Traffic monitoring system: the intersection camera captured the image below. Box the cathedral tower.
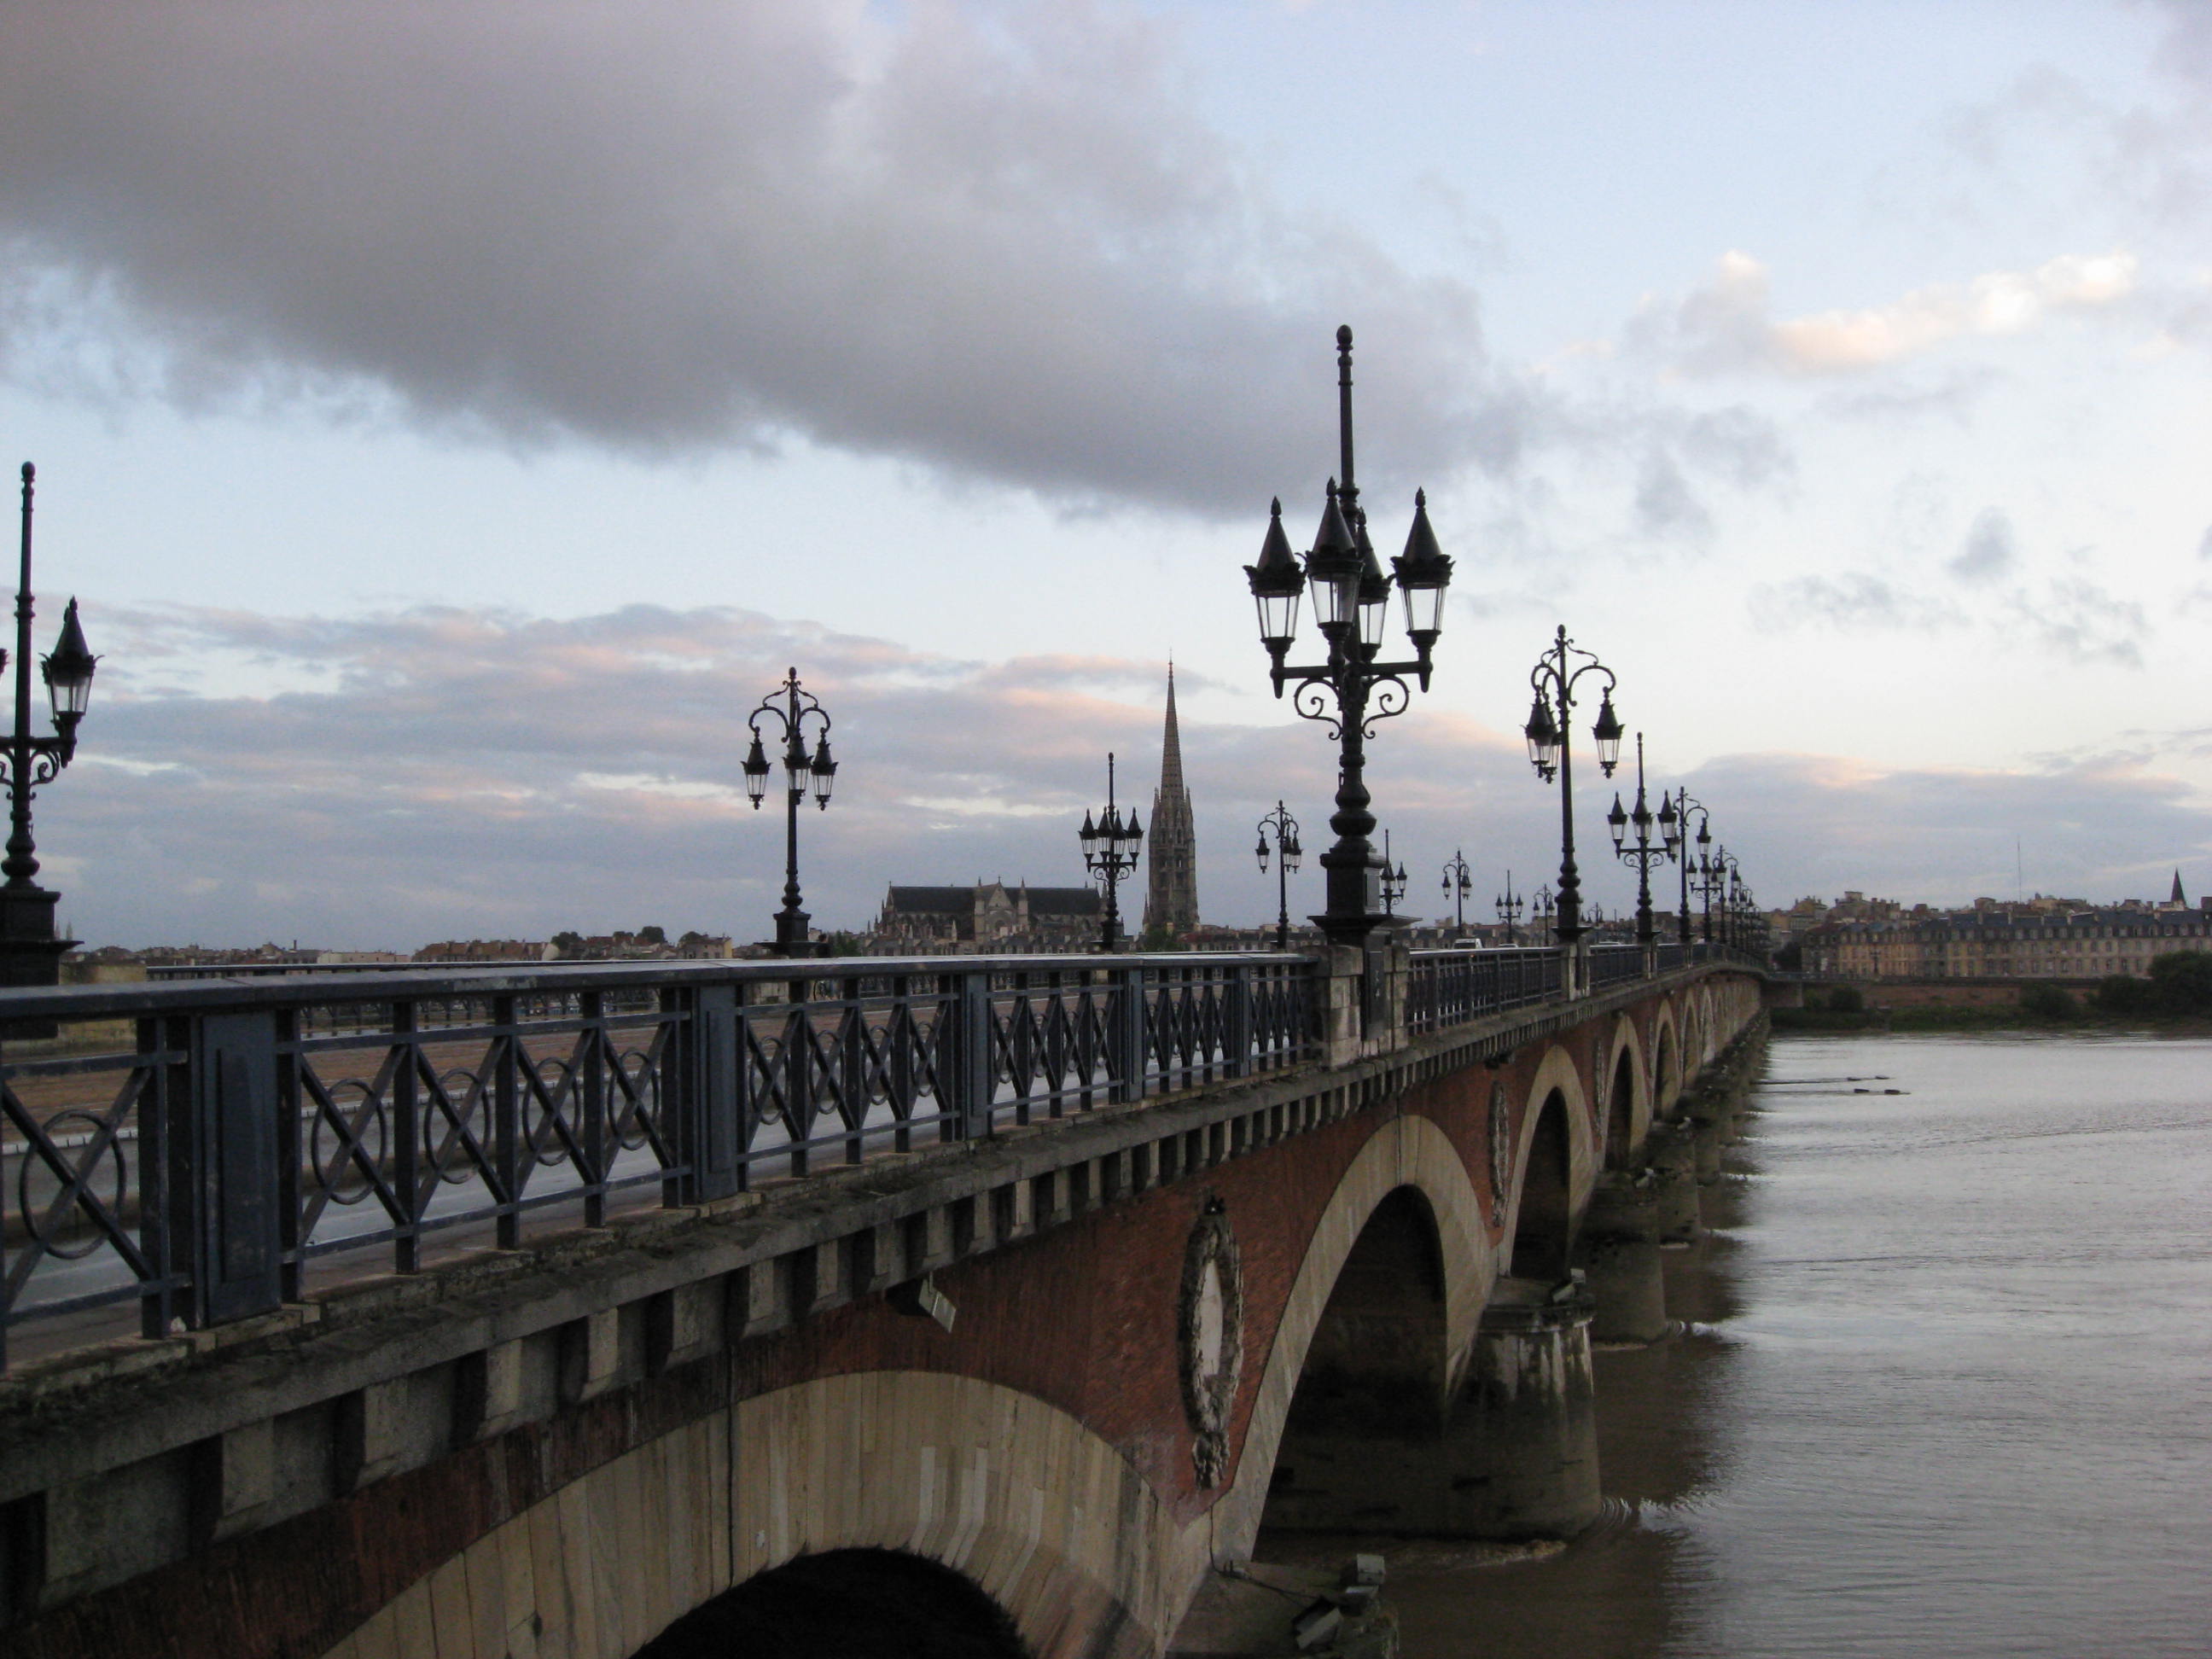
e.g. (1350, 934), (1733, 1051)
(1144, 667), (1199, 938)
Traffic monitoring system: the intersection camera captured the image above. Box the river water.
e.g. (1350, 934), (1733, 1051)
(1383, 1033), (2212, 1657)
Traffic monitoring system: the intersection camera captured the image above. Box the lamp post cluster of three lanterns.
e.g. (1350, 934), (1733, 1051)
(1243, 326), (1455, 948)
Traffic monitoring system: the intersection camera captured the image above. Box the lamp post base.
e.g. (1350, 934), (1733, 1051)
(0, 885), (73, 989)
(769, 907), (816, 959)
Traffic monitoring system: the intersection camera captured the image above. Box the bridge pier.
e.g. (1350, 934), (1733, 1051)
(1442, 1280), (1601, 1539)
(1576, 1174), (1668, 1344)
(1642, 1119), (1702, 1243)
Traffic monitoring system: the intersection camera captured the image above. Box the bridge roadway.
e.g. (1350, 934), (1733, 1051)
(0, 941), (1770, 1657)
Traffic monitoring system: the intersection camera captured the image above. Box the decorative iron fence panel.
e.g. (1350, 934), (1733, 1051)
(1404, 946), (1563, 1033)
(0, 952), (1318, 1371)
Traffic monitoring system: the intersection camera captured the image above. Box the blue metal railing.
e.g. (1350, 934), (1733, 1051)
(0, 937), (1761, 1371)
(0, 952), (1313, 1371)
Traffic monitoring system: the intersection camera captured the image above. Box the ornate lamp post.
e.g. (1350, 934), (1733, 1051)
(1378, 830), (1407, 918)
(1532, 882), (1557, 941)
(1079, 752), (1143, 952)
(1441, 848), (1473, 933)
(1606, 733), (1678, 969)
(1695, 842), (1730, 944)
(1494, 870), (1525, 944)
(741, 667), (837, 958)
(1521, 626), (1623, 994)
(0, 463), (99, 989)
(1254, 800), (1301, 952)
(1244, 326), (1453, 947)
(1670, 789), (1710, 946)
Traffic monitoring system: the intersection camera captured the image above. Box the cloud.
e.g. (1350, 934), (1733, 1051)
(1643, 247), (2139, 377)
(1748, 574), (1959, 634)
(0, 2), (1500, 516)
(1690, 750), (2212, 907)
(1948, 509), (2018, 584)
(2000, 577), (2148, 667)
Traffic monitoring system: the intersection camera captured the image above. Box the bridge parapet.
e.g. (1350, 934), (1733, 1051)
(0, 944), (1766, 1645)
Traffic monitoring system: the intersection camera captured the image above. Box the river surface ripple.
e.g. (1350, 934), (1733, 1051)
(1378, 1033), (2212, 1658)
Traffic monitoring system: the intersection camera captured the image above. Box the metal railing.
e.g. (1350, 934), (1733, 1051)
(1, 938), (1766, 1372)
(0, 952), (1313, 1371)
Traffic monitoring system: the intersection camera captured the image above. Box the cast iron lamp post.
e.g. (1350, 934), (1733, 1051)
(1694, 843), (1730, 945)
(1254, 800), (1301, 952)
(1532, 882), (1556, 941)
(1670, 789), (1710, 946)
(0, 463), (99, 988)
(1441, 848), (1473, 933)
(1521, 626), (1623, 994)
(1378, 830), (1407, 918)
(1244, 326), (1454, 948)
(1606, 732), (1678, 969)
(1079, 753), (1143, 952)
(1495, 870), (1525, 944)
(741, 667), (837, 958)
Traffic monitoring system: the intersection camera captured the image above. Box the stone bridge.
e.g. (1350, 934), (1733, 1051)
(0, 943), (1769, 1656)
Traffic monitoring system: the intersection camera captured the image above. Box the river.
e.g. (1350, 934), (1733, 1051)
(1330, 1033), (2212, 1657)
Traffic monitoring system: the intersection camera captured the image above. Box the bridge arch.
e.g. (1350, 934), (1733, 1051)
(639, 1548), (1025, 1657)
(1650, 1004), (1683, 1118)
(1210, 1111), (1492, 1560)
(1600, 1015), (1650, 1168)
(319, 1371), (1187, 1659)
(1506, 1045), (1596, 1275)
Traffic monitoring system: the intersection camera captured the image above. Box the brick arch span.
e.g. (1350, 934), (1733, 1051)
(1600, 1013), (1650, 1167)
(317, 1371), (1187, 1659)
(1650, 1001), (1684, 1118)
(1208, 1111), (1493, 1563)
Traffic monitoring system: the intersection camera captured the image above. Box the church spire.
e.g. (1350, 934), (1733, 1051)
(2171, 868), (2187, 908)
(1144, 665), (1199, 939)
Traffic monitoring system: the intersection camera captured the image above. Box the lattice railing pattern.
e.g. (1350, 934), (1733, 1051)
(0, 952), (1318, 1369)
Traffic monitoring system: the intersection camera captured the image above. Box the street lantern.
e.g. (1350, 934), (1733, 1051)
(1495, 870), (1525, 944)
(1441, 848), (1473, 934)
(743, 667), (837, 958)
(1, 464), (100, 989)
(1256, 800), (1302, 951)
(1243, 326), (1454, 946)
(1522, 625), (1622, 995)
(1080, 753), (1143, 952)
(1611, 733), (1676, 967)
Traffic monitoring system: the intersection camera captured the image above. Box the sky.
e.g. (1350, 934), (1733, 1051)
(3, 0), (2210, 949)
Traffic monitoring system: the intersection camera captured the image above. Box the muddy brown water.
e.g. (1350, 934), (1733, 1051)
(1261, 1033), (2212, 1658)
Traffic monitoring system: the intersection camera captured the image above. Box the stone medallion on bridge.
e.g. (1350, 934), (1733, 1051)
(1179, 1196), (1245, 1487)
(1487, 1080), (1511, 1227)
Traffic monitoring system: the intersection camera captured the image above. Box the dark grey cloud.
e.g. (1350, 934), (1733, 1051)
(1948, 508), (2018, 584)
(0, 3), (1499, 517)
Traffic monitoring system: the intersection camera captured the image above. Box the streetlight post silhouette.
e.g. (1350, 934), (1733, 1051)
(1670, 789), (1710, 946)
(1379, 830), (1406, 918)
(1532, 883), (1556, 940)
(1696, 842), (1732, 945)
(1607, 732), (1678, 971)
(0, 463), (99, 989)
(1079, 753), (1144, 952)
(1521, 626), (1623, 995)
(1244, 326), (1454, 947)
(1495, 870), (1525, 944)
(1254, 800), (1301, 952)
(742, 667), (837, 958)
(1441, 848), (1473, 933)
